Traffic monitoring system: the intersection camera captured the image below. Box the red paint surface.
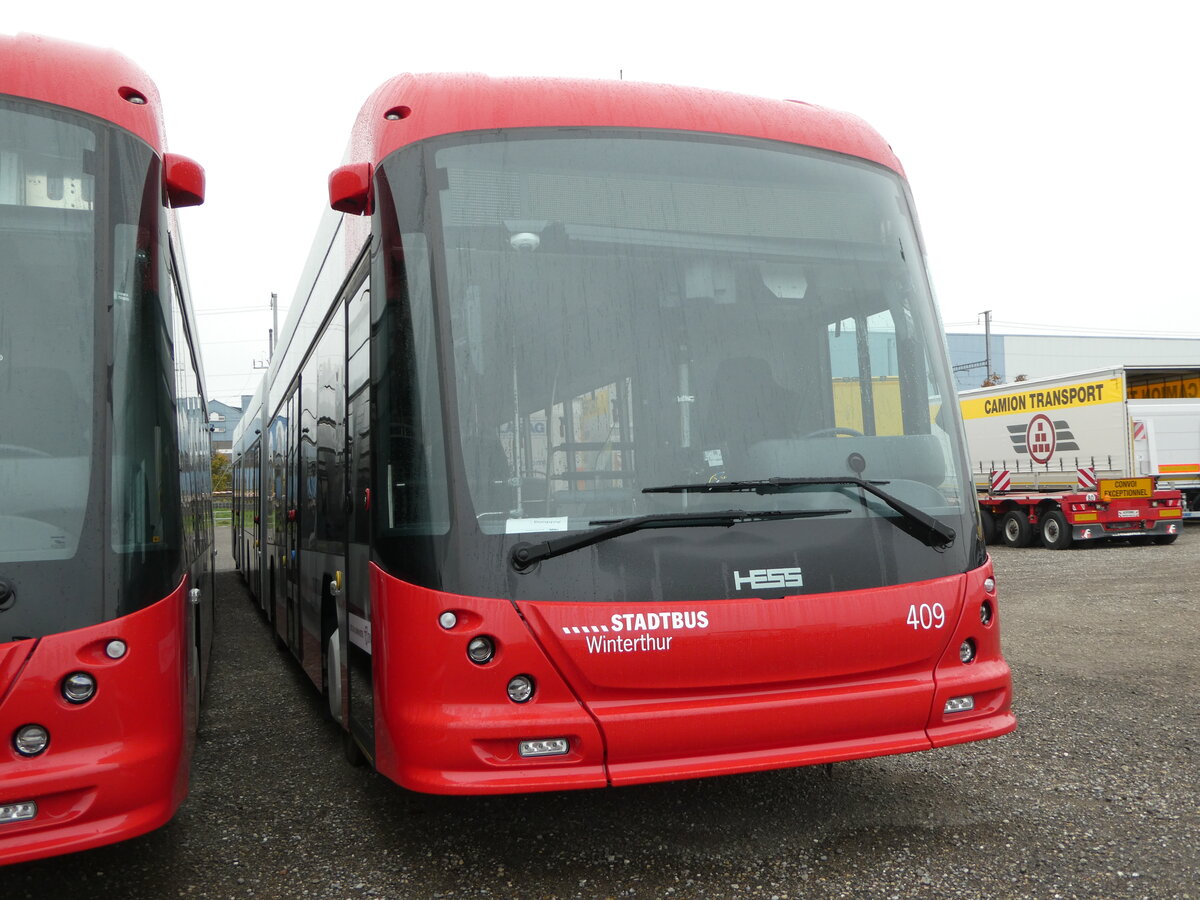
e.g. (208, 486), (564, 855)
(370, 560), (1012, 795)
(1, 34), (166, 152)
(0, 581), (192, 865)
(346, 73), (905, 176)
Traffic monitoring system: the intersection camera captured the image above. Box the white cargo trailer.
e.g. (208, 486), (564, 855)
(1129, 399), (1200, 516)
(959, 366), (1194, 548)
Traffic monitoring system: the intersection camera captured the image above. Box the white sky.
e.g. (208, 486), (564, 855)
(11, 1), (1200, 404)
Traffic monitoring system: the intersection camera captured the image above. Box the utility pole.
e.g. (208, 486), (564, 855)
(951, 309), (997, 385)
(984, 309), (993, 381)
(268, 292), (278, 360)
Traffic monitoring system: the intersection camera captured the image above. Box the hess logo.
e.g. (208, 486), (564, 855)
(733, 567), (803, 591)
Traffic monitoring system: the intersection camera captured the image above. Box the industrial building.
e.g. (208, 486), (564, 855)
(947, 332), (1200, 392)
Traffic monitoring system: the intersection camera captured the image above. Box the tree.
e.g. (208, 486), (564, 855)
(211, 451), (232, 492)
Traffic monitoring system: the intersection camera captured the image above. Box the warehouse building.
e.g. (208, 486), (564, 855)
(947, 332), (1200, 392)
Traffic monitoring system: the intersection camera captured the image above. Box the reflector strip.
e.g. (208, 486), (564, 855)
(1159, 463), (1199, 474)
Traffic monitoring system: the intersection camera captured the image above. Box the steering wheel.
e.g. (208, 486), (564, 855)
(803, 427), (864, 438)
(0, 443), (51, 458)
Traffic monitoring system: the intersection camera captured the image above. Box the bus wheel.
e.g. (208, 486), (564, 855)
(343, 730), (365, 767)
(1000, 510), (1032, 547)
(981, 512), (997, 544)
(1039, 510), (1072, 550)
(325, 629), (342, 722)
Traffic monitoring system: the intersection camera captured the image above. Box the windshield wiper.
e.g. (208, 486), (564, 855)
(510, 507), (850, 571)
(643, 477), (956, 549)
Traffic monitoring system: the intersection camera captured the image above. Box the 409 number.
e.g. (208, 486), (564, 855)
(906, 602), (946, 630)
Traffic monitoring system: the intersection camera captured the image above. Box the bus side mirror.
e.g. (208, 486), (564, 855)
(329, 163), (373, 215)
(163, 153), (205, 208)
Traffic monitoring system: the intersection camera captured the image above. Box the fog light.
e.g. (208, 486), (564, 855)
(13, 724), (49, 757)
(105, 640), (127, 659)
(467, 636), (495, 664)
(507, 675), (535, 703)
(519, 738), (570, 758)
(959, 638), (977, 664)
(438, 611), (458, 630)
(62, 672), (97, 704)
(0, 801), (37, 823)
(944, 695), (975, 714)
(980, 599), (994, 626)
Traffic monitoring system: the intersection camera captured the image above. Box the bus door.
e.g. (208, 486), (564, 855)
(268, 408), (288, 636)
(284, 387), (302, 652)
(344, 274), (375, 760)
(250, 437), (263, 602)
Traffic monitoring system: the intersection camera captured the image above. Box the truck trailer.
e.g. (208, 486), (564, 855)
(959, 366), (1196, 548)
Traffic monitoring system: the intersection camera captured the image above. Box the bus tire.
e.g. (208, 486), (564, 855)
(1000, 510), (1032, 547)
(324, 629), (342, 723)
(980, 511), (997, 544)
(343, 730), (365, 767)
(1039, 510), (1072, 550)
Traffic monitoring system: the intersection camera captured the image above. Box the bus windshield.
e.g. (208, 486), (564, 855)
(0, 98), (182, 632)
(376, 131), (977, 594)
(0, 102), (97, 564)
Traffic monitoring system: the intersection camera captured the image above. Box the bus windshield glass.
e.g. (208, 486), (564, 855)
(0, 98), (182, 630)
(377, 130), (976, 592)
(0, 102), (97, 564)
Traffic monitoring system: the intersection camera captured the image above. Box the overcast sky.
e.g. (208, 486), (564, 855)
(11, 2), (1200, 403)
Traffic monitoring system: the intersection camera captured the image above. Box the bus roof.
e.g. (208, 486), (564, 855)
(0, 33), (166, 151)
(348, 73), (905, 175)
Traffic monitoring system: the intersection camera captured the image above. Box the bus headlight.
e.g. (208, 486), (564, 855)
(980, 600), (994, 626)
(467, 636), (495, 664)
(62, 672), (97, 704)
(507, 675), (535, 703)
(519, 738), (569, 757)
(959, 638), (977, 664)
(13, 724), (49, 757)
(944, 696), (975, 714)
(0, 801), (37, 823)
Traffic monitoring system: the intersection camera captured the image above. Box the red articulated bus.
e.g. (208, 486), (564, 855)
(230, 73), (1013, 794)
(0, 34), (213, 864)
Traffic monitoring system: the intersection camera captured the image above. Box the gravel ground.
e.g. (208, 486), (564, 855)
(5, 527), (1198, 899)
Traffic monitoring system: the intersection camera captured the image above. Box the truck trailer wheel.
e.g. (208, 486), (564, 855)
(1000, 510), (1033, 547)
(1039, 510), (1072, 549)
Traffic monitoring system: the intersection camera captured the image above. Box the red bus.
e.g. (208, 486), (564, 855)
(0, 35), (213, 864)
(231, 73), (1013, 794)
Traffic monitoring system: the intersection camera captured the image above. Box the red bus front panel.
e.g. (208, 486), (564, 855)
(0, 581), (192, 866)
(370, 562), (1012, 794)
(370, 565), (607, 794)
(927, 563), (1015, 747)
(521, 566), (1012, 785)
